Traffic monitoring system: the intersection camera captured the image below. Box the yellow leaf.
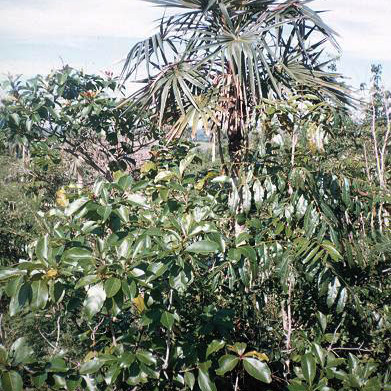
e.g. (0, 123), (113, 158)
(140, 161), (157, 174)
(195, 178), (206, 191)
(132, 295), (145, 313)
(243, 351), (269, 361)
(83, 351), (97, 362)
(56, 188), (69, 207)
(46, 269), (58, 279)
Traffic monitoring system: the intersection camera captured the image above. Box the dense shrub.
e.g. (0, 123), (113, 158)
(0, 141), (389, 390)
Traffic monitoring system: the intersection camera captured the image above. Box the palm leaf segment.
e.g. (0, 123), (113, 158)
(122, 0), (350, 140)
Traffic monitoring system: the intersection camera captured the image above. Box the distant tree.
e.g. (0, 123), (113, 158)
(0, 67), (156, 183)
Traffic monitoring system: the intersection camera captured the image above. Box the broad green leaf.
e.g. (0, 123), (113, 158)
(170, 270), (188, 292)
(32, 372), (48, 388)
(0, 268), (26, 281)
(65, 197), (89, 217)
(31, 280), (49, 310)
(117, 237), (132, 258)
(10, 337), (34, 365)
(104, 364), (121, 385)
(11, 113), (20, 126)
(80, 358), (104, 375)
(48, 357), (68, 372)
(336, 287), (348, 314)
(122, 280), (137, 300)
(75, 275), (100, 289)
(140, 161), (156, 174)
(104, 278), (121, 298)
(97, 205), (112, 222)
(1, 370), (23, 391)
(185, 240), (219, 254)
(198, 362), (217, 391)
(327, 278), (341, 308)
(36, 234), (50, 261)
(127, 193), (149, 208)
(215, 354), (239, 376)
(160, 311), (175, 330)
(301, 353), (316, 385)
(243, 358), (272, 383)
(317, 311), (327, 333)
(84, 283), (106, 318)
(312, 343), (325, 367)
(184, 371), (195, 390)
(136, 350), (156, 366)
(322, 241), (342, 262)
(206, 340), (225, 358)
(64, 247), (93, 261)
(237, 246), (257, 262)
(119, 352), (135, 368)
(66, 376), (82, 391)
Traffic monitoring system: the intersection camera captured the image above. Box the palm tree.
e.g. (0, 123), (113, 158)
(122, 0), (349, 168)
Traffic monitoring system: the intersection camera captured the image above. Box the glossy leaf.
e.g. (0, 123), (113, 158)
(198, 362), (217, 391)
(206, 340), (225, 358)
(184, 371), (196, 390)
(104, 277), (121, 298)
(161, 311), (175, 330)
(31, 280), (49, 310)
(243, 358), (272, 383)
(215, 354), (239, 376)
(84, 283), (106, 318)
(301, 353), (316, 385)
(185, 240), (219, 254)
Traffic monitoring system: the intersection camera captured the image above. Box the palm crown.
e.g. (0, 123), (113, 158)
(122, 0), (349, 160)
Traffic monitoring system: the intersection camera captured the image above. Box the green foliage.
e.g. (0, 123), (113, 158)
(0, 67), (157, 182)
(0, 139), (389, 390)
(0, 156), (42, 265)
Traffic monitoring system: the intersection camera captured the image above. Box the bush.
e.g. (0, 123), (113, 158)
(0, 141), (389, 390)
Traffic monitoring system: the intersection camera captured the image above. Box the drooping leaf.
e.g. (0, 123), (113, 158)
(31, 280), (49, 310)
(184, 371), (196, 390)
(327, 277), (341, 308)
(198, 362), (217, 391)
(243, 358), (272, 383)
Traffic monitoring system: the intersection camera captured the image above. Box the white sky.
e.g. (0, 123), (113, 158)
(0, 0), (390, 88)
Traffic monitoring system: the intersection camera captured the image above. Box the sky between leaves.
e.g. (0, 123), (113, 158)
(0, 0), (390, 90)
